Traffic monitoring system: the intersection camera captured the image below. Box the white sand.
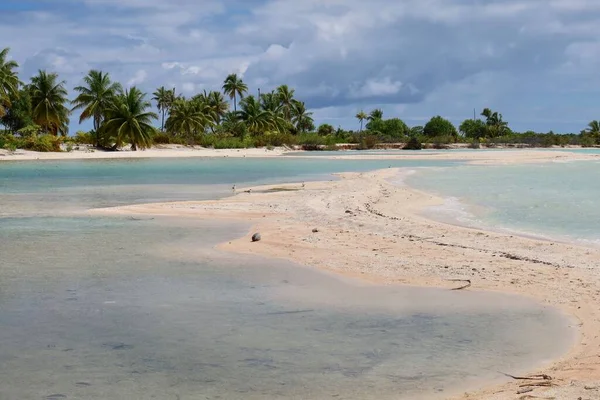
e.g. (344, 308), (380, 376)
(1, 145), (599, 165)
(0, 144), (288, 161)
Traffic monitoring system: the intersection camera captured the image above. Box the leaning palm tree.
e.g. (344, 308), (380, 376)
(368, 108), (383, 121)
(291, 100), (314, 133)
(0, 47), (20, 118)
(276, 84), (295, 122)
(356, 110), (368, 132)
(481, 108), (508, 137)
(29, 70), (70, 136)
(99, 87), (156, 150)
(71, 70), (122, 146)
(166, 98), (213, 142)
(222, 73), (248, 113)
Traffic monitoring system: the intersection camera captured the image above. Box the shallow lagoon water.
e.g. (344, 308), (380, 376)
(0, 157), (457, 217)
(0, 216), (574, 400)
(0, 158), (575, 399)
(406, 161), (600, 243)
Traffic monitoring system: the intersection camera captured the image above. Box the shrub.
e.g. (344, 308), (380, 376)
(431, 135), (454, 149)
(423, 116), (458, 141)
(298, 133), (326, 150)
(152, 132), (172, 145)
(317, 124), (335, 136)
(468, 139), (481, 149)
(73, 131), (95, 145)
(17, 124), (41, 138)
(212, 137), (251, 149)
(403, 136), (422, 150)
(24, 135), (62, 152)
(357, 135), (379, 150)
(580, 135), (596, 148)
(253, 133), (296, 147)
(1, 135), (20, 152)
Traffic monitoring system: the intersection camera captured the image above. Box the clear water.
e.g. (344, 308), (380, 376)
(0, 158), (457, 217)
(283, 149), (523, 157)
(407, 161), (600, 243)
(0, 158), (575, 399)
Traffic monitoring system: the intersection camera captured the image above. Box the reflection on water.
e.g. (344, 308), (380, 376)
(0, 216), (574, 400)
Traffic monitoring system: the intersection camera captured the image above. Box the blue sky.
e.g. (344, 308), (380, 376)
(1, 0), (599, 134)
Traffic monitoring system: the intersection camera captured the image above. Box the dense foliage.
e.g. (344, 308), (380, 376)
(0, 46), (599, 152)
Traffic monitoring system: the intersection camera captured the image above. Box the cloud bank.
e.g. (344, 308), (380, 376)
(1, 0), (598, 132)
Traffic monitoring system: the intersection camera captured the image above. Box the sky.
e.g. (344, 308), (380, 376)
(1, 0), (599, 134)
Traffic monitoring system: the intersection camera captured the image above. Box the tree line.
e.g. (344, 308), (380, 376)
(1, 46), (599, 152)
(0, 47), (315, 151)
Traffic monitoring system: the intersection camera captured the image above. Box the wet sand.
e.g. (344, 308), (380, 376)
(93, 165), (600, 399)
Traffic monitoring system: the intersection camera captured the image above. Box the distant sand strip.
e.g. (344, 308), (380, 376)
(1, 145), (600, 165)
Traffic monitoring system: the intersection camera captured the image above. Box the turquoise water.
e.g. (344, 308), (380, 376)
(0, 158), (457, 217)
(407, 161), (600, 243)
(0, 158), (575, 399)
(283, 149), (530, 157)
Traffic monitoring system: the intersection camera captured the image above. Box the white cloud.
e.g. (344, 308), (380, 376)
(127, 69), (148, 86)
(350, 78), (403, 98)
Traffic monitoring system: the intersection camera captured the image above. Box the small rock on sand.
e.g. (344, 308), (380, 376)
(252, 233), (261, 242)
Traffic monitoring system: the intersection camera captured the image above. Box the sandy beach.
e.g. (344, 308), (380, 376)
(1, 144), (600, 165)
(0, 145), (288, 161)
(90, 149), (600, 399)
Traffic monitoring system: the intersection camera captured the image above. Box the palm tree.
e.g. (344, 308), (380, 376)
(71, 70), (122, 146)
(220, 111), (247, 138)
(260, 91), (282, 114)
(239, 95), (281, 135)
(276, 84), (295, 121)
(368, 109), (383, 121)
(222, 73), (248, 113)
(291, 100), (314, 133)
(29, 70), (70, 136)
(99, 87), (156, 150)
(0, 47), (20, 118)
(481, 107), (509, 137)
(205, 91), (229, 125)
(586, 120), (600, 141)
(152, 86), (176, 132)
(356, 110), (368, 132)
(166, 98), (213, 142)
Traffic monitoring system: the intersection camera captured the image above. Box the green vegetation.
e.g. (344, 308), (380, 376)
(1, 46), (599, 153)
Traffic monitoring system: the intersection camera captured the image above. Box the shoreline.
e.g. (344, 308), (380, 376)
(90, 167), (600, 399)
(1, 145), (600, 165)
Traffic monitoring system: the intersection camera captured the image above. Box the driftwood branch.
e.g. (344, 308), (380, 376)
(446, 279), (471, 290)
(499, 372), (553, 381)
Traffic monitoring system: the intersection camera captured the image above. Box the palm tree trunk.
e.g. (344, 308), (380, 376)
(161, 109), (165, 132)
(94, 117), (99, 147)
(234, 93), (237, 113)
(360, 120), (363, 132)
